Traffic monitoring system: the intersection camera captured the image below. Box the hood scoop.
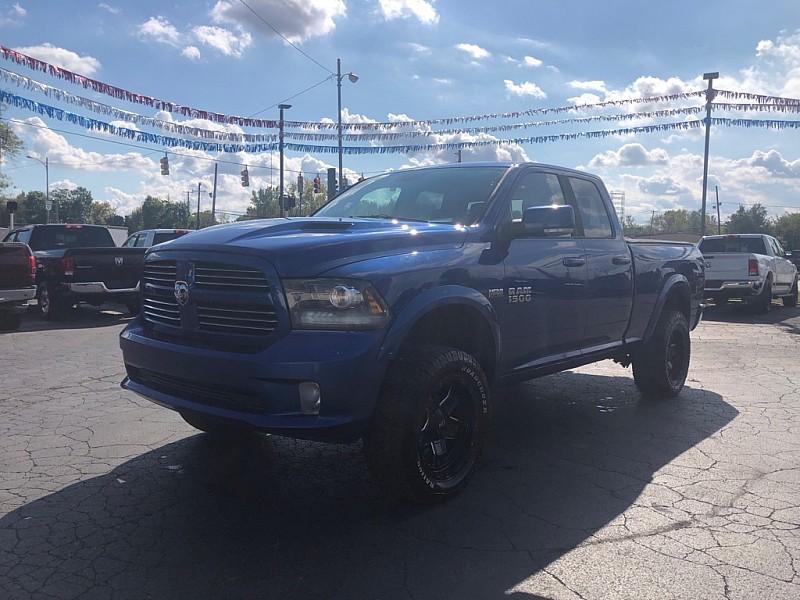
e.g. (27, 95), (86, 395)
(296, 220), (354, 231)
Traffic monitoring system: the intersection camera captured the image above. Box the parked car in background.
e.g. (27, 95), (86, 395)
(122, 229), (191, 249)
(2, 224), (146, 319)
(120, 162), (705, 502)
(0, 242), (36, 331)
(699, 234), (798, 312)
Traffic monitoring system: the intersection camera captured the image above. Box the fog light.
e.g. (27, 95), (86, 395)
(299, 381), (321, 415)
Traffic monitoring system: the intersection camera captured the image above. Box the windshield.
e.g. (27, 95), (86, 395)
(153, 231), (188, 245)
(699, 237), (767, 255)
(28, 226), (115, 251)
(314, 167), (508, 224)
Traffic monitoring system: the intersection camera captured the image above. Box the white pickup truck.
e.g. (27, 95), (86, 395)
(699, 234), (798, 312)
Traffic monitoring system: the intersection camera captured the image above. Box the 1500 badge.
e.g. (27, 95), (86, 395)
(487, 287), (533, 303)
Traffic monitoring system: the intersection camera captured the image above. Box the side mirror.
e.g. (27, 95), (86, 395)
(520, 205), (575, 237)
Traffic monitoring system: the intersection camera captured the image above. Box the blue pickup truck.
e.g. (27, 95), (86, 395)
(120, 162), (704, 502)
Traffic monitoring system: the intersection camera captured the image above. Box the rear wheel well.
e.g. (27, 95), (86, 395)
(662, 282), (691, 323)
(399, 305), (497, 381)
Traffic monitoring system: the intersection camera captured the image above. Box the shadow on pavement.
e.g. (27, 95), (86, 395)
(10, 303), (134, 333)
(702, 302), (800, 334)
(0, 372), (736, 599)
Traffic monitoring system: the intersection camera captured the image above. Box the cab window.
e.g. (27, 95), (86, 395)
(509, 172), (565, 222)
(569, 178), (614, 238)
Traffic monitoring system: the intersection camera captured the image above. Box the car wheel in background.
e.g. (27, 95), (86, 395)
(38, 282), (66, 321)
(749, 276), (773, 314)
(783, 277), (798, 307)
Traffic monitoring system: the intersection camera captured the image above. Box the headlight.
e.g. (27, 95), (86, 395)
(283, 279), (389, 330)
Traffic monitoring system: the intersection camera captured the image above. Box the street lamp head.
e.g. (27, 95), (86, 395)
(347, 72), (359, 84)
(703, 72), (719, 80)
(278, 103), (292, 110)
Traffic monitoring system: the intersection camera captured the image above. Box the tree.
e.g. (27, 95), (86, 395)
(17, 191), (48, 225)
(725, 204), (770, 234)
(0, 107), (24, 194)
(773, 213), (800, 251)
(51, 186), (94, 223)
(125, 196), (190, 233)
(621, 215), (649, 237)
(242, 184), (329, 221)
(89, 201), (119, 225)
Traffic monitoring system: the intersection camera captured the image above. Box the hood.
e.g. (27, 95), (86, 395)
(162, 217), (468, 276)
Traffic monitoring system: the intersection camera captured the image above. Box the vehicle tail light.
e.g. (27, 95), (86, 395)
(28, 255), (37, 279)
(748, 258), (759, 277)
(61, 256), (75, 277)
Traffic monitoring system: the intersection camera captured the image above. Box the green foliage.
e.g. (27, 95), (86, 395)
(51, 186), (94, 223)
(0, 107), (24, 193)
(125, 196), (190, 233)
(725, 203), (770, 234)
(242, 183), (329, 220)
(773, 213), (800, 251)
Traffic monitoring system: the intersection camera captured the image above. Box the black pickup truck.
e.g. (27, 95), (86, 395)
(2, 224), (145, 319)
(0, 242), (36, 331)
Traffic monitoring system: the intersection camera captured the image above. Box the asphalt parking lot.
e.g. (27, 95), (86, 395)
(2, 304), (800, 600)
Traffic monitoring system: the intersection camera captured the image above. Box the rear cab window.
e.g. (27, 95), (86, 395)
(28, 226), (115, 251)
(152, 232), (187, 245)
(699, 237), (768, 255)
(568, 177), (614, 238)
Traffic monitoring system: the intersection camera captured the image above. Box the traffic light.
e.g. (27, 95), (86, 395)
(297, 174), (304, 194)
(240, 166), (249, 187)
(313, 175), (321, 194)
(160, 154), (169, 175)
(6, 200), (18, 213)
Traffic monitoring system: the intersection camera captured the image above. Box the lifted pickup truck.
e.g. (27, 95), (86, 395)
(2, 224), (146, 319)
(120, 163), (704, 502)
(699, 234), (798, 312)
(0, 242), (36, 331)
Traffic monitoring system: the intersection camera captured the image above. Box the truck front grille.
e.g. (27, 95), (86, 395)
(142, 261), (177, 287)
(197, 304), (278, 335)
(194, 263), (269, 291)
(143, 295), (181, 327)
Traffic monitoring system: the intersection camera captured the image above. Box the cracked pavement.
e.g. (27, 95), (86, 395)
(2, 305), (800, 599)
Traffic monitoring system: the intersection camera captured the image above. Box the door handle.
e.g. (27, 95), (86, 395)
(563, 256), (586, 267)
(612, 255), (632, 266)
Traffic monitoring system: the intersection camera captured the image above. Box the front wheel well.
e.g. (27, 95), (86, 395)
(662, 281), (691, 324)
(398, 304), (497, 381)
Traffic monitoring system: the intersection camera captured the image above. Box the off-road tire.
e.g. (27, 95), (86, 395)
(632, 310), (690, 399)
(365, 345), (490, 503)
(783, 277), (798, 307)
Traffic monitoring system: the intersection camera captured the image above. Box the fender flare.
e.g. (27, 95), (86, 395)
(643, 274), (691, 341)
(378, 285), (501, 368)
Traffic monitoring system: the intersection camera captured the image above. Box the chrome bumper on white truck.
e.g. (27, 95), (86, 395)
(0, 287), (37, 304)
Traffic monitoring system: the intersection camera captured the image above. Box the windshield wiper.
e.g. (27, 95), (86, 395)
(349, 214), (429, 223)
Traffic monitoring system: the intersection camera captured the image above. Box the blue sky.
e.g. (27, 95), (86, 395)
(1, 0), (799, 222)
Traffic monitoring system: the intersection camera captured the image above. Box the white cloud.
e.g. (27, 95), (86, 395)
(378, 0), (439, 25)
(433, 77), (452, 85)
(181, 45), (201, 60)
(192, 25), (252, 57)
(743, 149), (800, 178)
(11, 2), (25, 17)
(568, 79), (607, 93)
(12, 117), (156, 173)
(13, 43), (101, 76)
(98, 3), (119, 15)
(51, 178), (79, 191)
(407, 42), (431, 55)
(137, 16), (182, 47)
(567, 92), (601, 105)
(210, 0), (346, 43)
(456, 43), (490, 60)
(589, 143), (669, 168)
(522, 55), (542, 68)
(0, 2), (25, 25)
(503, 79), (546, 98)
(320, 107), (378, 125)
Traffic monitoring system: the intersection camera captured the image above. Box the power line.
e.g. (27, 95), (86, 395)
(236, 0), (334, 75)
(248, 74), (334, 118)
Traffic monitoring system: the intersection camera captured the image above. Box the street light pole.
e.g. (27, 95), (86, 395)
(196, 182), (201, 230)
(700, 71), (719, 238)
(336, 59), (359, 193)
(715, 185), (722, 235)
(278, 103), (291, 218)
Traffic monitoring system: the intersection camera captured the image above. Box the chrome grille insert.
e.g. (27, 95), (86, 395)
(197, 304), (277, 335)
(143, 295), (181, 327)
(142, 261), (177, 287)
(194, 263), (269, 291)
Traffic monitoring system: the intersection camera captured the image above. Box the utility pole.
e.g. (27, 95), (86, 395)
(211, 162), (218, 224)
(455, 149), (462, 163)
(715, 185), (722, 235)
(650, 210), (656, 236)
(186, 190), (191, 228)
(336, 58), (359, 193)
(196, 182), (201, 230)
(700, 71), (719, 238)
(278, 103), (291, 218)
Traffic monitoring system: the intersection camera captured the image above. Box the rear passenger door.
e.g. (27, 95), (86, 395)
(769, 237), (795, 291)
(565, 176), (634, 352)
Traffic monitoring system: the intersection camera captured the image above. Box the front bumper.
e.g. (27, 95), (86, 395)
(0, 286), (36, 304)
(69, 282), (140, 294)
(119, 320), (388, 442)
